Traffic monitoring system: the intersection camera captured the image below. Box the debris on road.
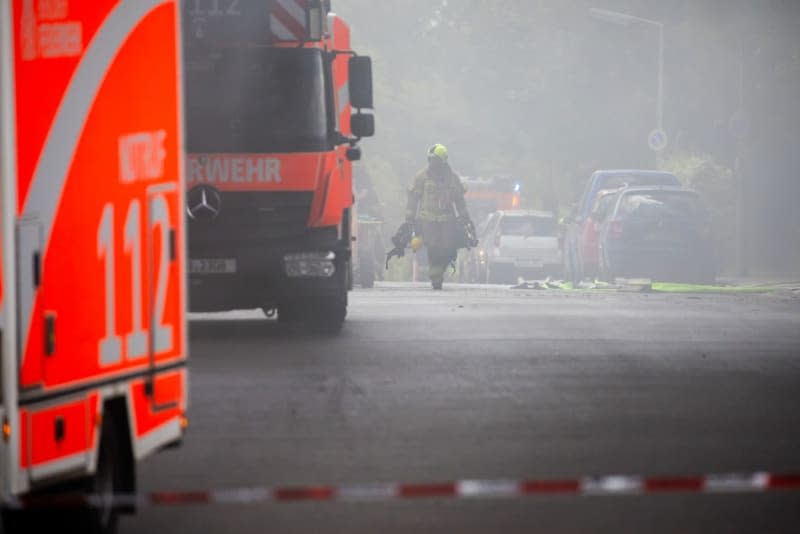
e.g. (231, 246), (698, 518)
(508, 277), (782, 295)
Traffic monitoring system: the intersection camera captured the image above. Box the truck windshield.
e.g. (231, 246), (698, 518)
(185, 48), (328, 153)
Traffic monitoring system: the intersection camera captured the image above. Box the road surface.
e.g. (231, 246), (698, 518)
(123, 283), (800, 533)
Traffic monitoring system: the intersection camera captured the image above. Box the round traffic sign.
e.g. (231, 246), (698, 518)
(648, 128), (668, 152)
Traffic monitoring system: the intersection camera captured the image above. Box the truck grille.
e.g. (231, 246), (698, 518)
(188, 191), (313, 246)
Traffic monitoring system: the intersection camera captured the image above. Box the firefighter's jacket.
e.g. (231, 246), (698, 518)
(406, 164), (469, 252)
(406, 165), (468, 223)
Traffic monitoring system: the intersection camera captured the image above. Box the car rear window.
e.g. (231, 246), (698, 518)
(618, 192), (701, 219)
(500, 216), (557, 236)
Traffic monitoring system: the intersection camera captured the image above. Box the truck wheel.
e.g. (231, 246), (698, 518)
(278, 301), (301, 324)
(307, 258), (348, 334)
(306, 295), (347, 334)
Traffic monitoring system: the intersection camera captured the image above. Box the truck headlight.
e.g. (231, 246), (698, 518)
(283, 251), (336, 278)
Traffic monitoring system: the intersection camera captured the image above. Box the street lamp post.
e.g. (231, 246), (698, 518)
(590, 8), (665, 165)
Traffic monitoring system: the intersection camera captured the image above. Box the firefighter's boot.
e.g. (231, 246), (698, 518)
(429, 262), (445, 290)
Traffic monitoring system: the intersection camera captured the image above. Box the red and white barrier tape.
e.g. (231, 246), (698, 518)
(12, 472), (800, 509)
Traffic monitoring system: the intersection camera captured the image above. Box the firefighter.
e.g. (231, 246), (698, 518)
(405, 144), (475, 289)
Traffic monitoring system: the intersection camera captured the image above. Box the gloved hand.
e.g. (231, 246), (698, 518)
(461, 217), (478, 248)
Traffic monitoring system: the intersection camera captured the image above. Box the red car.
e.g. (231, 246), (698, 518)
(577, 189), (622, 278)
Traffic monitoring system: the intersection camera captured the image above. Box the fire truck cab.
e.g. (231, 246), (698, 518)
(182, 0), (374, 332)
(1, 2), (187, 532)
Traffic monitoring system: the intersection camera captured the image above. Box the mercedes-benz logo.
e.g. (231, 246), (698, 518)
(187, 185), (222, 220)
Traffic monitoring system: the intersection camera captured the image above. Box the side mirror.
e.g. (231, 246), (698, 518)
(349, 56), (373, 109)
(351, 113), (374, 138)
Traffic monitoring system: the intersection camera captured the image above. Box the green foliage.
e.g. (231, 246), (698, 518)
(661, 153), (736, 273)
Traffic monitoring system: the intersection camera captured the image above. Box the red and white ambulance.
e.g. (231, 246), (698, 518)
(1, 1), (187, 531)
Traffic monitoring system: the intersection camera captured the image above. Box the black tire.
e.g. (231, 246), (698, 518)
(306, 258), (349, 334)
(3, 416), (127, 534)
(86, 416), (124, 534)
(305, 295), (347, 334)
(277, 301), (301, 324)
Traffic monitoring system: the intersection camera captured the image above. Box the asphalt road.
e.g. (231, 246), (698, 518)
(123, 283), (800, 533)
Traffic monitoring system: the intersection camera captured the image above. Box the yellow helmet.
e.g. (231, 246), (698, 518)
(427, 143), (448, 162)
(410, 235), (424, 252)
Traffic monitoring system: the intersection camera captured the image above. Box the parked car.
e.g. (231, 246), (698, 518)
(469, 210), (562, 284)
(563, 169), (681, 284)
(578, 188), (622, 278)
(597, 186), (715, 283)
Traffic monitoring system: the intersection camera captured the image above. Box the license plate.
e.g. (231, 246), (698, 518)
(190, 258), (237, 274)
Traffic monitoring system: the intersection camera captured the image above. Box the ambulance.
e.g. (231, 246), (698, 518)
(0, 1), (188, 531)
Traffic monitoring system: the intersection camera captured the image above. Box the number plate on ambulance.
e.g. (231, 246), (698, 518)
(190, 259), (237, 274)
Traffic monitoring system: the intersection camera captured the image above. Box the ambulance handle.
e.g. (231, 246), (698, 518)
(32, 251), (41, 287)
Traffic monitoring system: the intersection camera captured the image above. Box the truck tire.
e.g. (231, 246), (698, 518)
(278, 301), (302, 324)
(306, 295), (347, 334)
(306, 257), (349, 334)
(2, 414), (129, 534)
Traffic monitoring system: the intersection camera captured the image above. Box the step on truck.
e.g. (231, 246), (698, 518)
(182, 0), (375, 333)
(0, 1), (188, 532)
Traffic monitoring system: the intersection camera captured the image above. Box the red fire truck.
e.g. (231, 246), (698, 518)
(182, 0), (374, 332)
(1, 1), (187, 532)
(461, 175), (522, 226)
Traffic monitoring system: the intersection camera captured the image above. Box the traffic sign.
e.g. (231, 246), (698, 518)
(648, 128), (668, 152)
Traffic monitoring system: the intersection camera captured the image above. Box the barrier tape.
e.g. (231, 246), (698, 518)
(9, 472), (800, 509)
